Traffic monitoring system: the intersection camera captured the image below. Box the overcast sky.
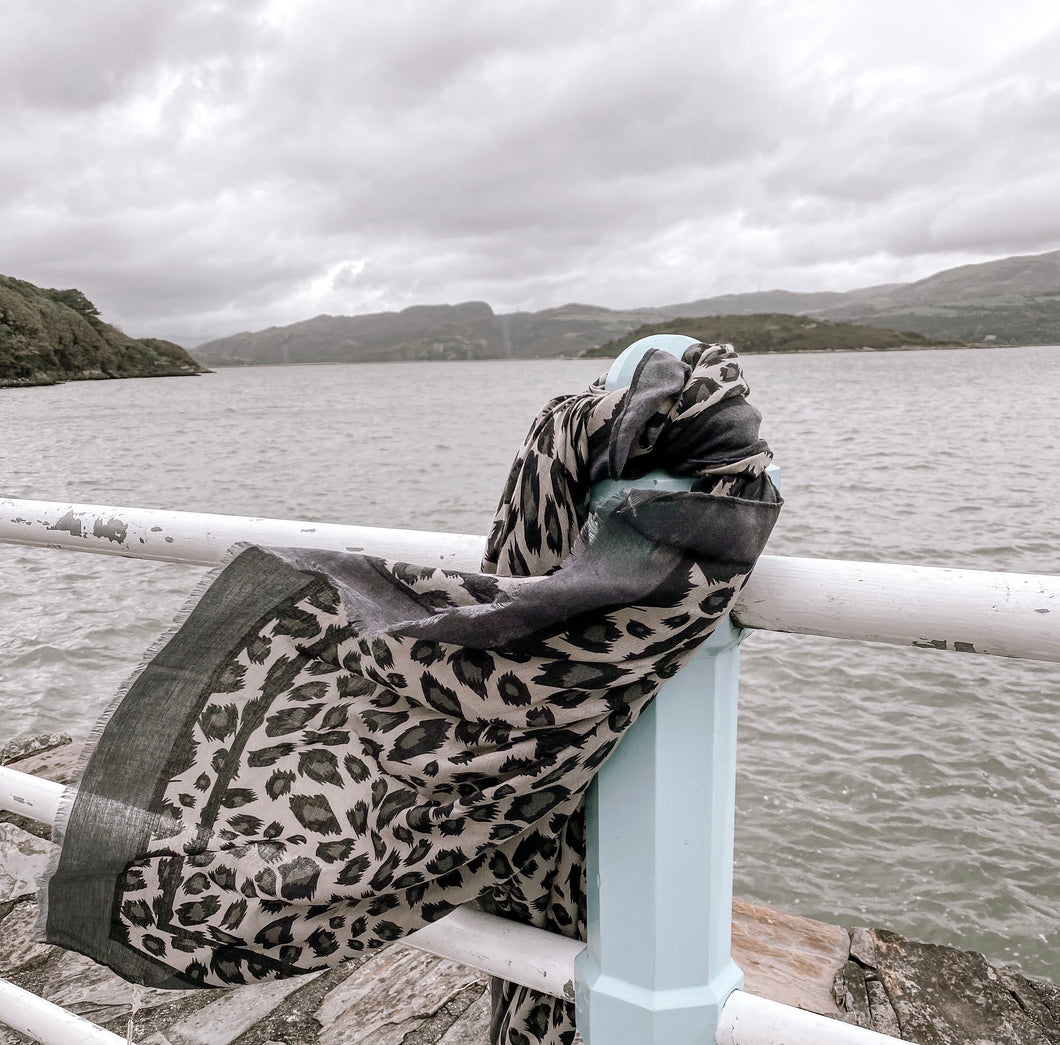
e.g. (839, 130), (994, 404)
(4, 0), (1060, 342)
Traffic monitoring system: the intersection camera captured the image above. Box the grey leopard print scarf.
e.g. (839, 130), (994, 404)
(41, 342), (781, 1044)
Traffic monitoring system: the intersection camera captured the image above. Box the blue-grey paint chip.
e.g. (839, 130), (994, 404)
(92, 517), (129, 543)
(48, 511), (84, 538)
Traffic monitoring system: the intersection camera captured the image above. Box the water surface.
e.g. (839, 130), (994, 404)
(2, 347), (1057, 977)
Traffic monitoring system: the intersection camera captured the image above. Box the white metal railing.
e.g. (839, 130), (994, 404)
(0, 976), (135, 1045)
(2, 338), (1056, 1045)
(3, 503), (1057, 1044)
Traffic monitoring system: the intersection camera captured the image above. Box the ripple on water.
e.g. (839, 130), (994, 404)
(2, 350), (1058, 977)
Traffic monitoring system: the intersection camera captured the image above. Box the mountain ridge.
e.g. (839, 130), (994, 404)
(192, 248), (1060, 366)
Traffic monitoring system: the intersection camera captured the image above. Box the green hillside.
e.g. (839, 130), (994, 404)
(656, 250), (1060, 346)
(817, 297), (1060, 346)
(0, 276), (205, 387)
(584, 313), (964, 358)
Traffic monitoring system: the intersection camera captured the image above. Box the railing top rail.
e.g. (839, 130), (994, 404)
(2, 497), (1058, 663)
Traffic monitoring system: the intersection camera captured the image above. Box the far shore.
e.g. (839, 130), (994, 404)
(3, 341), (1056, 389)
(192, 340), (1057, 368)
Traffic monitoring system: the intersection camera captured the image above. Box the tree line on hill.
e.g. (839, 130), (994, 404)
(0, 276), (204, 387)
(584, 313), (963, 358)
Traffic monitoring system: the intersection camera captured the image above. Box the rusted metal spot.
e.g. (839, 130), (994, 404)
(912, 639), (948, 651)
(48, 511), (84, 538)
(92, 516), (129, 543)
(912, 638), (979, 655)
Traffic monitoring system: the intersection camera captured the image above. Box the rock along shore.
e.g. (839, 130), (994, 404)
(2, 734), (1058, 1045)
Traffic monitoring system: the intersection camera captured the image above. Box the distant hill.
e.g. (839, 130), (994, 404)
(192, 301), (671, 367)
(585, 313), (963, 358)
(192, 248), (1060, 366)
(195, 302), (503, 366)
(657, 249), (1060, 345)
(0, 276), (205, 387)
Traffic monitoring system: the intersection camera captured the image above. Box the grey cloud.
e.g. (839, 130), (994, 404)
(2, 2), (270, 110)
(3, 0), (1060, 338)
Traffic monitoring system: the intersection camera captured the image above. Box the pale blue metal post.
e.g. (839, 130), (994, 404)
(574, 334), (747, 1044)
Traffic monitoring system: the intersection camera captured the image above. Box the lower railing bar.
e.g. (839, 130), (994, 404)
(0, 764), (63, 824)
(0, 975), (132, 1045)
(0, 948), (910, 1045)
(0, 764), (578, 999)
(717, 989), (911, 1044)
(405, 905), (581, 1000)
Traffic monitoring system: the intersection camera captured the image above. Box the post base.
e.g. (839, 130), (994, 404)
(574, 948), (744, 1044)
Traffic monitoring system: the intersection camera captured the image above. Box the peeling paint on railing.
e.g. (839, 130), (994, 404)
(1, 498), (487, 570)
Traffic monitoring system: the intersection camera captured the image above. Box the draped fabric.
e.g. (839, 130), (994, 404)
(40, 342), (781, 1043)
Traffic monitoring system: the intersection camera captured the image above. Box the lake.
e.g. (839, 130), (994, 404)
(1, 345), (1057, 979)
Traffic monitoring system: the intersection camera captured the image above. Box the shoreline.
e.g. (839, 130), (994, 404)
(155, 340), (1060, 370)
(0, 369), (208, 390)
(3, 342), (1056, 387)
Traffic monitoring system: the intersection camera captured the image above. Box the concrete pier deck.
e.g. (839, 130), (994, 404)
(2, 734), (1058, 1044)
